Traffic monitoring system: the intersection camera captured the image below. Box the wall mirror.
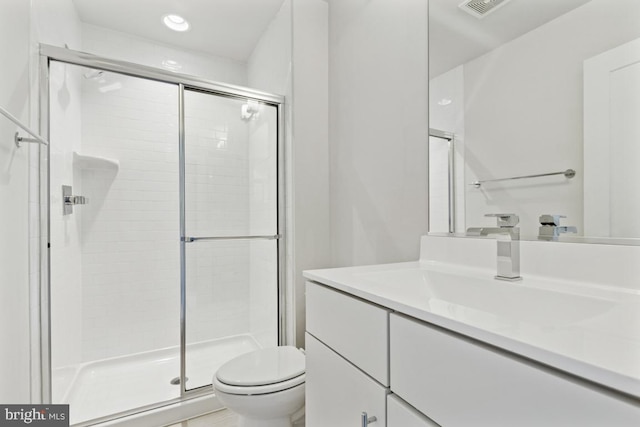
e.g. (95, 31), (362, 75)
(428, 0), (640, 243)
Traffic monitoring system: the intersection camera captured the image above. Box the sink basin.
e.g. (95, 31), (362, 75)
(357, 268), (615, 328)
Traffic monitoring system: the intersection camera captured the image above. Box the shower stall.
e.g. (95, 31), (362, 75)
(38, 45), (286, 425)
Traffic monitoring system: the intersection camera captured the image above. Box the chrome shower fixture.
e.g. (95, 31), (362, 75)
(241, 100), (260, 120)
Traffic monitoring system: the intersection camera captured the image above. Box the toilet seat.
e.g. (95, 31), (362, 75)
(214, 346), (306, 396)
(213, 372), (305, 396)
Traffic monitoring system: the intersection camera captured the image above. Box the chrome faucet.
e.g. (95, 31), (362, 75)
(467, 213), (521, 281)
(538, 215), (577, 240)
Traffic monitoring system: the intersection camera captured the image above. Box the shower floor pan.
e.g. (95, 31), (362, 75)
(52, 334), (262, 425)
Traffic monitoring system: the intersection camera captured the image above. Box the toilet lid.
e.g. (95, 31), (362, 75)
(216, 346), (305, 387)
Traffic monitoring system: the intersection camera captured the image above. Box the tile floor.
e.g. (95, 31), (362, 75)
(166, 409), (305, 427)
(166, 409), (238, 427)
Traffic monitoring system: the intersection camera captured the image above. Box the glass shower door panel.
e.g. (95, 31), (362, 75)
(183, 89), (280, 392)
(48, 61), (180, 424)
(184, 239), (279, 390)
(183, 90), (278, 238)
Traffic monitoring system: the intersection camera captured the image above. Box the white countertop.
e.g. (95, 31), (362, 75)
(304, 260), (640, 398)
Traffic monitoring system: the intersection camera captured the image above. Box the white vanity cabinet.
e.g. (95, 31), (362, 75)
(306, 282), (390, 426)
(306, 333), (387, 427)
(306, 281), (389, 385)
(305, 280), (640, 427)
(391, 313), (640, 426)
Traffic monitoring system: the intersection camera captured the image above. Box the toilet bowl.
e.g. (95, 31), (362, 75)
(212, 346), (305, 427)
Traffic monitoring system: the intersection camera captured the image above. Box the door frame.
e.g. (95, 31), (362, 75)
(36, 44), (288, 424)
(584, 37), (640, 237)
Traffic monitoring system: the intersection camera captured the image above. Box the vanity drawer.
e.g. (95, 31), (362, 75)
(306, 333), (387, 427)
(306, 281), (389, 385)
(390, 313), (640, 427)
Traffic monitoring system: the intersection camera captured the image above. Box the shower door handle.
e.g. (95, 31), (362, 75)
(183, 234), (281, 243)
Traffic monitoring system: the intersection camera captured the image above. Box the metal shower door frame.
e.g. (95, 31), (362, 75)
(428, 128), (456, 234)
(38, 44), (287, 425)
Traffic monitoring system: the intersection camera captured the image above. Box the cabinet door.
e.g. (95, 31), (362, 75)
(306, 333), (387, 427)
(390, 314), (640, 427)
(306, 282), (389, 385)
(388, 395), (440, 427)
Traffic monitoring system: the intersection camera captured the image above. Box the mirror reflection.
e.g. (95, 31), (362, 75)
(428, 0), (640, 241)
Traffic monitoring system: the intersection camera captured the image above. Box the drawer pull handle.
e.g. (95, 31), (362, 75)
(361, 412), (377, 426)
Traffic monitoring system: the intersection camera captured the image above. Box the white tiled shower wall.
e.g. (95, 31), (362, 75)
(78, 73), (180, 361)
(48, 61), (84, 368)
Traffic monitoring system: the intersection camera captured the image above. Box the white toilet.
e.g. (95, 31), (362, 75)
(212, 346), (305, 427)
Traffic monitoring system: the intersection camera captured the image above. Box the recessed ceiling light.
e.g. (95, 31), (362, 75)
(163, 14), (190, 32)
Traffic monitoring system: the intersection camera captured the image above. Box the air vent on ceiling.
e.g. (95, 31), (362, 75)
(458, 0), (512, 19)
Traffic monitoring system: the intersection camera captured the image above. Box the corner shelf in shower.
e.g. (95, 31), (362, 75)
(73, 152), (119, 171)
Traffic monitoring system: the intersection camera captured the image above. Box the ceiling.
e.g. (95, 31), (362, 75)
(72, 0), (285, 62)
(429, 0), (593, 78)
(72, 0), (593, 76)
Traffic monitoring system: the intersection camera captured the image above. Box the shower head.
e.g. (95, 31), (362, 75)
(241, 100), (261, 121)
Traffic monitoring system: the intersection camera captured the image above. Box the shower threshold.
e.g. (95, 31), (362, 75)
(52, 334), (262, 425)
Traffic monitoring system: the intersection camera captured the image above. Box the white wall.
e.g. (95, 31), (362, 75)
(247, 0), (331, 347)
(0, 0), (32, 404)
(247, 0), (292, 95)
(462, 0), (640, 238)
(291, 0), (330, 347)
(82, 24), (248, 87)
(328, 0), (429, 267)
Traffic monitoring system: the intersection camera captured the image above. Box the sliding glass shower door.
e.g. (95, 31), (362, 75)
(44, 46), (284, 425)
(182, 89), (280, 391)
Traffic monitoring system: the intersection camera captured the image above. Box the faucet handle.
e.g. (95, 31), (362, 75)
(485, 213), (519, 228)
(539, 214), (566, 226)
(538, 215), (577, 240)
